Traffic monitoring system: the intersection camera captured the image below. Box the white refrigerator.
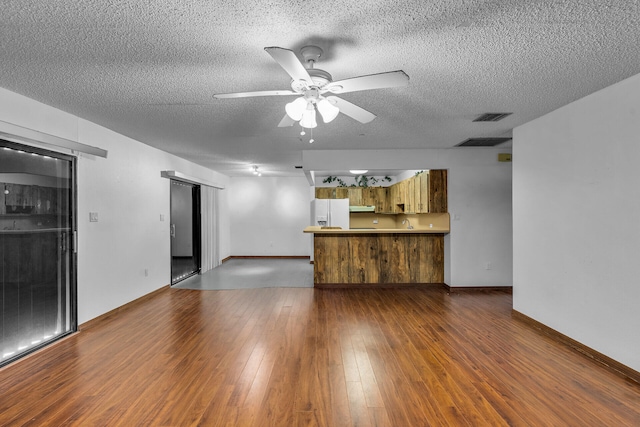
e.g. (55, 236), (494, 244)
(310, 198), (350, 229)
(310, 198), (350, 262)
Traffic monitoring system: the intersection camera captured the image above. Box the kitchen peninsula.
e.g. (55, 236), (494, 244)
(308, 170), (449, 288)
(304, 213), (449, 288)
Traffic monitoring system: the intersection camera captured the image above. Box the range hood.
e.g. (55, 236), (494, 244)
(349, 205), (375, 213)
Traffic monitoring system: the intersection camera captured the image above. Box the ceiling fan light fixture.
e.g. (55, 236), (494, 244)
(285, 97), (307, 121)
(299, 104), (317, 129)
(317, 98), (340, 123)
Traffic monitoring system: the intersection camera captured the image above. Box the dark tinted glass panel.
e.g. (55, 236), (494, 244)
(0, 141), (76, 367)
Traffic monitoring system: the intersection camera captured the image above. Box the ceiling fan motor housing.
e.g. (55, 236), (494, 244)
(291, 68), (333, 92)
(304, 87), (321, 103)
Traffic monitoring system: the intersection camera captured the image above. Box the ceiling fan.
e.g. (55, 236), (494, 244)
(213, 46), (410, 129)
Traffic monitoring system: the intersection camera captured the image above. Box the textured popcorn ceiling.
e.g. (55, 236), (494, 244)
(2, 1), (640, 176)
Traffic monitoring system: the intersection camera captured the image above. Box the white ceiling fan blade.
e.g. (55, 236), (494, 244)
(213, 89), (297, 99)
(325, 70), (409, 94)
(264, 47), (313, 86)
(278, 114), (296, 127)
(327, 96), (376, 123)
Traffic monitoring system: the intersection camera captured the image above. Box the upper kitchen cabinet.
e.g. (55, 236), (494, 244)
(4, 183), (33, 214)
(347, 188), (362, 206)
(315, 169), (447, 214)
(428, 170), (447, 213)
(388, 170), (447, 213)
(361, 187), (375, 207)
(415, 172), (429, 213)
(362, 187), (392, 213)
(315, 186), (362, 206)
(315, 187), (334, 199)
(1, 183), (63, 216)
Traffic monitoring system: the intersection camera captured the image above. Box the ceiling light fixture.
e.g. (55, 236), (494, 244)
(252, 165), (262, 176)
(285, 92), (338, 130)
(298, 102), (318, 129)
(317, 98), (339, 123)
(349, 169), (368, 174)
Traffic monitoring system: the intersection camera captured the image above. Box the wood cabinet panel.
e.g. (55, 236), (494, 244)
(390, 181), (406, 213)
(361, 188), (375, 207)
(373, 187), (391, 213)
(405, 176), (416, 213)
(428, 170), (448, 213)
(417, 172), (429, 213)
(313, 233), (444, 285)
(334, 188), (348, 200)
(347, 188), (362, 206)
(315, 187), (334, 199)
(1, 183), (61, 215)
(314, 169), (447, 214)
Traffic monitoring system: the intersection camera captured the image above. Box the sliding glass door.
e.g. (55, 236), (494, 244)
(0, 140), (76, 367)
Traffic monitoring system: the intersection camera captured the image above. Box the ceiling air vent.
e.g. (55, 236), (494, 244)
(456, 137), (512, 147)
(473, 112), (512, 122)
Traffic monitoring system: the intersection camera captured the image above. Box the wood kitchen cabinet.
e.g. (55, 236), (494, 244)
(390, 180), (406, 213)
(315, 187), (334, 199)
(394, 171), (447, 213)
(1, 183), (61, 215)
(361, 187), (391, 213)
(374, 187), (392, 213)
(314, 169), (447, 213)
(405, 176), (416, 213)
(334, 187), (348, 200)
(4, 184), (33, 214)
(347, 188), (362, 206)
(361, 187), (376, 207)
(314, 187), (353, 202)
(428, 170), (447, 213)
(314, 187), (360, 205)
(414, 172), (429, 213)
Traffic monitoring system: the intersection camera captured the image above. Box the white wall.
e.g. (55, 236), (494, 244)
(513, 72), (640, 372)
(228, 176), (310, 256)
(0, 87), (231, 324)
(304, 148), (513, 287)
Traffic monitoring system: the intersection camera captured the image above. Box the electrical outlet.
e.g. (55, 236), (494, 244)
(373, 219), (378, 224)
(160, 214), (165, 222)
(485, 262), (492, 270)
(89, 212), (98, 222)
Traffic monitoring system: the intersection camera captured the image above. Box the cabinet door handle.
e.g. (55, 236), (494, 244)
(170, 224), (176, 238)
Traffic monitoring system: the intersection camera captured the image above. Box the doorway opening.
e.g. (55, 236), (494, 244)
(0, 140), (77, 367)
(170, 180), (201, 284)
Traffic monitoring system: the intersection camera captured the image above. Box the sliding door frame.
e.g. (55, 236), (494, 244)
(0, 139), (77, 367)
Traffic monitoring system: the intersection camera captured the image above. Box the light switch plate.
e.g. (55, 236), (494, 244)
(89, 212), (98, 222)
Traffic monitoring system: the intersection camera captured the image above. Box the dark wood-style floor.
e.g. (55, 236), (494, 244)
(1, 286), (639, 426)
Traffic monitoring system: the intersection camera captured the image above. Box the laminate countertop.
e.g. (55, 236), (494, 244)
(303, 226), (449, 234)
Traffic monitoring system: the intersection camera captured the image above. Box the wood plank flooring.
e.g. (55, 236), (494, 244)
(1, 286), (639, 426)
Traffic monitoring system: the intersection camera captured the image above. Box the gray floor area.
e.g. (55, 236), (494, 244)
(173, 258), (314, 290)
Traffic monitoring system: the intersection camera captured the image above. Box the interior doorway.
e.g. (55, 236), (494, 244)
(170, 180), (201, 284)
